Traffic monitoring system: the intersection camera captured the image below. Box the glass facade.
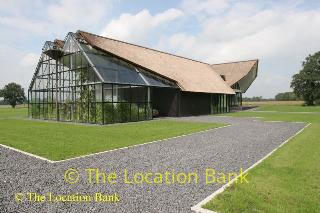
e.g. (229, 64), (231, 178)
(211, 94), (230, 114)
(230, 83), (242, 107)
(229, 92), (242, 107)
(28, 32), (239, 124)
(28, 33), (170, 124)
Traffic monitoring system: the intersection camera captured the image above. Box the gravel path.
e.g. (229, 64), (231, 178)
(0, 116), (306, 213)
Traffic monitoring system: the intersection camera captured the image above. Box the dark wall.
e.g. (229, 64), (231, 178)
(152, 88), (179, 117)
(179, 92), (211, 116)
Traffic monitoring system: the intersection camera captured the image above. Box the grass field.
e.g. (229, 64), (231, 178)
(203, 104), (320, 213)
(243, 100), (304, 106)
(0, 107), (224, 161)
(0, 107), (28, 118)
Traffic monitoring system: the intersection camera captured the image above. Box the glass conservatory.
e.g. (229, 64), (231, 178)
(28, 33), (174, 124)
(28, 31), (256, 124)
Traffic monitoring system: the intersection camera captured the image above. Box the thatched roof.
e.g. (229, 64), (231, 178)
(211, 60), (258, 87)
(78, 31), (236, 94)
(54, 39), (65, 48)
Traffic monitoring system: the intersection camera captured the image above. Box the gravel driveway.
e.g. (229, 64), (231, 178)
(0, 116), (306, 213)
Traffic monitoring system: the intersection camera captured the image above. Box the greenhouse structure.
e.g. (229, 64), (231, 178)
(28, 31), (258, 124)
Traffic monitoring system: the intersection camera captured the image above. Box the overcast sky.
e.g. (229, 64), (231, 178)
(1, 0), (320, 98)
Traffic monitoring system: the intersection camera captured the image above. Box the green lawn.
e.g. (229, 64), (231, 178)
(252, 104), (320, 112)
(228, 111), (320, 123)
(0, 107), (224, 161)
(0, 107), (28, 118)
(203, 105), (320, 213)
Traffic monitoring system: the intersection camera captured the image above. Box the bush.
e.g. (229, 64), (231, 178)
(138, 104), (146, 121)
(95, 103), (103, 124)
(31, 104), (40, 118)
(131, 103), (139, 121)
(104, 103), (114, 124)
(114, 103), (130, 122)
(275, 92), (300, 101)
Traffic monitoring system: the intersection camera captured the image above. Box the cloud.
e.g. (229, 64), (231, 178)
(0, 0), (112, 36)
(0, 46), (36, 90)
(181, 0), (229, 16)
(101, 8), (183, 43)
(0, 0), (113, 91)
(163, 3), (320, 62)
(155, 1), (320, 97)
(1, 0), (320, 98)
(0, 16), (48, 35)
(20, 53), (39, 67)
(47, 0), (112, 29)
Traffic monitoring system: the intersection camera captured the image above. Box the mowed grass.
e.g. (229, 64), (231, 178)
(204, 104), (320, 213)
(228, 111), (320, 123)
(0, 107), (28, 118)
(252, 105), (320, 112)
(0, 107), (224, 161)
(243, 100), (304, 106)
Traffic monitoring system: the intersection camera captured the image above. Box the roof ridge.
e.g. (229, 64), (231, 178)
(77, 30), (210, 66)
(211, 59), (258, 66)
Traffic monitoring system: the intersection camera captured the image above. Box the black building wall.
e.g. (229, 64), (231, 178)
(179, 92), (211, 116)
(152, 87), (179, 117)
(152, 88), (231, 117)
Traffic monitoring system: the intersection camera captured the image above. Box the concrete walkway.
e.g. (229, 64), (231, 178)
(0, 116), (306, 213)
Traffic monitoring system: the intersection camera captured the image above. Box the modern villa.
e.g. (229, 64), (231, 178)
(28, 31), (258, 124)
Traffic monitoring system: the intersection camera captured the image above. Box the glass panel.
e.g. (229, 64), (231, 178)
(113, 85), (131, 102)
(81, 47), (175, 87)
(98, 67), (146, 85)
(63, 35), (80, 53)
(146, 103), (152, 119)
(96, 103), (103, 124)
(138, 103), (146, 121)
(140, 72), (172, 87)
(87, 67), (98, 83)
(131, 86), (146, 102)
(104, 102), (114, 124)
(130, 103), (138, 121)
(95, 84), (102, 102)
(114, 103), (130, 123)
(103, 84), (113, 102)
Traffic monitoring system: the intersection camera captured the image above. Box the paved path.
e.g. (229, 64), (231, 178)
(0, 116), (306, 213)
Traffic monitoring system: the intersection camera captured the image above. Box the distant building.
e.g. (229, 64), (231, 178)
(28, 31), (258, 124)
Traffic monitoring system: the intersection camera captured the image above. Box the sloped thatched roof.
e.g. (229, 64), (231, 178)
(54, 39), (65, 48)
(78, 31), (236, 94)
(211, 59), (258, 87)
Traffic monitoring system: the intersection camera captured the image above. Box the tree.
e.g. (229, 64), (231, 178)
(242, 96), (264, 102)
(291, 52), (320, 105)
(0, 83), (26, 108)
(275, 92), (300, 101)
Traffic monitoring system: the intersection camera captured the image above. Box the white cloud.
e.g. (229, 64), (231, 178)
(47, 0), (112, 28)
(155, 1), (320, 98)
(20, 53), (39, 67)
(0, 46), (36, 90)
(101, 8), (183, 43)
(0, 0), (112, 36)
(1, 0), (319, 98)
(0, 0), (44, 16)
(0, 16), (48, 35)
(181, 0), (229, 15)
(0, 0), (113, 91)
